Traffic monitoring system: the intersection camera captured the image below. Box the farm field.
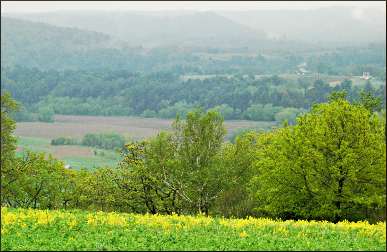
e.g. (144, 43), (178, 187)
(16, 136), (121, 170)
(14, 115), (275, 169)
(1, 207), (385, 251)
(15, 114), (276, 140)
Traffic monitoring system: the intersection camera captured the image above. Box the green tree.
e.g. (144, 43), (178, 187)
(2, 151), (66, 209)
(357, 91), (382, 112)
(210, 104), (234, 120)
(243, 104), (282, 121)
(250, 97), (386, 222)
(1, 92), (19, 205)
(173, 109), (226, 214)
(38, 106), (54, 122)
(328, 90), (348, 102)
(74, 167), (119, 212)
(274, 107), (305, 125)
(1, 92), (19, 166)
(214, 131), (261, 217)
(117, 135), (183, 215)
(119, 110), (227, 215)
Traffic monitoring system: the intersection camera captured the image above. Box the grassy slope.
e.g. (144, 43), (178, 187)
(1, 207), (385, 251)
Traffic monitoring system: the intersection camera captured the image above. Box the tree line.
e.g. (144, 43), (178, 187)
(1, 91), (385, 223)
(51, 133), (126, 151)
(2, 67), (385, 122)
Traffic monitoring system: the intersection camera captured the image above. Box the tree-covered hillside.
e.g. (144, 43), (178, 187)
(2, 67), (385, 122)
(1, 17), (385, 77)
(1, 16), (385, 122)
(1, 17), (127, 69)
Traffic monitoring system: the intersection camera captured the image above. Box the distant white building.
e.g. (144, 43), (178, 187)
(361, 72), (371, 80)
(64, 164), (72, 169)
(296, 62), (309, 75)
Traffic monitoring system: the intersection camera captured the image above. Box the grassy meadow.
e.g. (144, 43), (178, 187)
(1, 207), (385, 251)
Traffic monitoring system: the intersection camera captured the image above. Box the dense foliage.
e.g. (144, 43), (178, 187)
(250, 95), (386, 222)
(2, 67), (385, 121)
(0, 92), (19, 168)
(82, 133), (126, 150)
(1, 207), (385, 251)
(51, 133), (126, 151)
(1, 19), (385, 121)
(51, 137), (79, 146)
(1, 93), (385, 223)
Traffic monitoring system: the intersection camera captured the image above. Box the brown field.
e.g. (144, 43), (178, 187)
(15, 115), (276, 140)
(51, 145), (94, 158)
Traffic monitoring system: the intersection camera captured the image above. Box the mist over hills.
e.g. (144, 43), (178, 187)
(1, 7), (385, 71)
(3, 7), (386, 48)
(1, 17), (131, 69)
(2, 11), (268, 48)
(220, 7), (386, 45)
(1, 16), (117, 50)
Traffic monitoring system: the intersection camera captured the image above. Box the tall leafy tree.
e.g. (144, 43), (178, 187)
(173, 109), (226, 214)
(1, 92), (19, 165)
(251, 96), (386, 222)
(214, 131), (261, 217)
(357, 90), (382, 112)
(1, 92), (19, 205)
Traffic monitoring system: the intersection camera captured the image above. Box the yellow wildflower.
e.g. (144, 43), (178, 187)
(2, 212), (17, 226)
(106, 212), (127, 226)
(68, 219), (77, 228)
(274, 226), (289, 236)
(239, 231), (248, 238)
(87, 214), (96, 225)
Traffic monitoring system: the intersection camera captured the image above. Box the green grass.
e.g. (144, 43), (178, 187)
(16, 136), (51, 153)
(61, 155), (121, 170)
(1, 207), (385, 251)
(15, 136), (121, 170)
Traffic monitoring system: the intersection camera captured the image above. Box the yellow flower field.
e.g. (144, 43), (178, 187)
(1, 207), (385, 251)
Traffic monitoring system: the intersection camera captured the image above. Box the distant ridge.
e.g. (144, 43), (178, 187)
(3, 11), (268, 48)
(219, 7), (386, 45)
(1, 17), (129, 69)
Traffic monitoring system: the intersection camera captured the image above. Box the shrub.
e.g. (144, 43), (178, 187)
(82, 133), (125, 150)
(37, 106), (54, 122)
(51, 137), (79, 145)
(274, 107), (305, 124)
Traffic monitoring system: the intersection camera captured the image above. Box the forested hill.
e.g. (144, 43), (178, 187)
(3, 11), (267, 48)
(2, 67), (385, 123)
(0, 17), (129, 69)
(1, 14), (385, 122)
(6, 7), (386, 47)
(1, 15), (385, 74)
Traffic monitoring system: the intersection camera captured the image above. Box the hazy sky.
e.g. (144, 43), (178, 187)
(1, 1), (386, 13)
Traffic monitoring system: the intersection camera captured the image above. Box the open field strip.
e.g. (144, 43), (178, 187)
(15, 115), (276, 140)
(1, 207), (385, 251)
(14, 115), (275, 169)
